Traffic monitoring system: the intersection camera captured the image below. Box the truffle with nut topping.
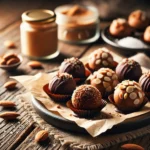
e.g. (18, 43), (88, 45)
(86, 68), (119, 97)
(128, 10), (149, 30)
(116, 58), (142, 82)
(49, 72), (76, 95)
(139, 71), (150, 99)
(109, 18), (133, 37)
(59, 57), (85, 78)
(143, 26), (150, 43)
(87, 47), (116, 71)
(113, 80), (145, 113)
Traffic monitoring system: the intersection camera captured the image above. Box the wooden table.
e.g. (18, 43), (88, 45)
(0, 1), (150, 150)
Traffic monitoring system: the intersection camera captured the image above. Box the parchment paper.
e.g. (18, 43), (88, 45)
(12, 72), (150, 137)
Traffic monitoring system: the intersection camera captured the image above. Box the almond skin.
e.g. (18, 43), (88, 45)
(27, 61), (42, 69)
(0, 112), (19, 120)
(3, 81), (17, 90)
(4, 40), (16, 49)
(0, 58), (6, 65)
(0, 101), (16, 107)
(3, 53), (18, 61)
(35, 130), (49, 142)
(6, 57), (20, 65)
(121, 143), (144, 150)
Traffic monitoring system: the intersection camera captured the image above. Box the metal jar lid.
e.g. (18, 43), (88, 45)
(22, 9), (56, 23)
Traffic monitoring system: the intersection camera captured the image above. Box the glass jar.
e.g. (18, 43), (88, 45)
(55, 5), (100, 44)
(20, 9), (59, 60)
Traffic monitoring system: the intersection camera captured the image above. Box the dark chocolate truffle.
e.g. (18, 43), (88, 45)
(128, 10), (149, 30)
(144, 26), (150, 43)
(116, 58), (142, 82)
(139, 72), (150, 98)
(87, 47), (116, 71)
(113, 80), (145, 113)
(59, 57), (85, 78)
(86, 68), (119, 97)
(109, 18), (132, 37)
(49, 72), (76, 95)
(72, 84), (102, 110)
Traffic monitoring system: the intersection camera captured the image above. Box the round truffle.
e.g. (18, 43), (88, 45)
(86, 68), (119, 97)
(113, 80), (145, 112)
(139, 71), (150, 98)
(87, 47), (115, 71)
(71, 85), (102, 110)
(116, 58), (142, 82)
(49, 72), (76, 95)
(128, 10), (149, 30)
(59, 57), (85, 78)
(143, 26), (150, 43)
(109, 18), (132, 37)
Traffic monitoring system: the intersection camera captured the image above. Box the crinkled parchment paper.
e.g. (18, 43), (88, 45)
(12, 73), (150, 137)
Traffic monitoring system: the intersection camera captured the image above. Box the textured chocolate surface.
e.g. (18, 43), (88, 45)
(59, 57), (85, 78)
(72, 84), (102, 110)
(116, 58), (142, 82)
(49, 72), (76, 95)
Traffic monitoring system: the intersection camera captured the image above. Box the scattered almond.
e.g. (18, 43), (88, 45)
(6, 57), (20, 65)
(0, 101), (16, 107)
(121, 143), (144, 150)
(3, 81), (17, 90)
(0, 112), (19, 120)
(35, 130), (49, 142)
(28, 61), (43, 69)
(4, 40), (16, 49)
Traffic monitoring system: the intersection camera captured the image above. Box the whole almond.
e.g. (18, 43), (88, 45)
(3, 53), (18, 61)
(4, 40), (16, 49)
(0, 112), (19, 120)
(121, 143), (144, 150)
(28, 61), (42, 69)
(0, 101), (16, 107)
(3, 81), (17, 90)
(6, 57), (20, 65)
(35, 130), (49, 142)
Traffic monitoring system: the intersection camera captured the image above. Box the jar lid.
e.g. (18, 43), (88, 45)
(22, 9), (56, 23)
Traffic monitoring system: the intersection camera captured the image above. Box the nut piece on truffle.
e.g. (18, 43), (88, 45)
(143, 26), (150, 43)
(59, 57), (85, 78)
(128, 10), (149, 30)
(109, 18), (133, 37)
(49, 72), (76, 95)
(112, 80), (145, 113)
(139, 71), (150, 99)
(116, 58), (142, 82)
(87, 47), (116, 71)
(86, 68), (119, 97)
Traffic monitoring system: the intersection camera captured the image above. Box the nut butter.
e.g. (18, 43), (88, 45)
(20, 9), (59, 59)
(55, 5), (100, 44)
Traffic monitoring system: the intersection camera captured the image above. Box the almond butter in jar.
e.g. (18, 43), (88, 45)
(20, 9), (59, 60)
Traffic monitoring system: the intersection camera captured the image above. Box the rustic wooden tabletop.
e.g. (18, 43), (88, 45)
(0, 0), (150, 150)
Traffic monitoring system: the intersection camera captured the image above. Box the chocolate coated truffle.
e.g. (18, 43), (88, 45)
(128, 10), (149, 30)
(86, 68), (119, 97)
(72, 84), (102, 110)
(109, 18), (132, 37)
(116, 58), (142, 82)
(87, 47), (115, 71)
(59, 57), (85, 78)
(144, 26), (150, 43)
(139, 72), (150, 98)
(113, 80), (145, 112)
(49, 72), (76, 95)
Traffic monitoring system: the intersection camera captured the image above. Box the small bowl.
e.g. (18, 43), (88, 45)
(0, 55), (23, 71)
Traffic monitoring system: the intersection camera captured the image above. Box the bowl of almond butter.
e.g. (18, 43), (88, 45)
(0, 53), (23, 71)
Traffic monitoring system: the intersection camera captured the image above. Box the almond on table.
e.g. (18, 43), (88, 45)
(121, 143), (144, 150)
(0, 112), (20, 120)
(3, 81), (17, 90)
(27, 61), (43, 69)
(35, 130), (49, 142)
(4, 40), (16, 49)
(0, 101), (16, 107)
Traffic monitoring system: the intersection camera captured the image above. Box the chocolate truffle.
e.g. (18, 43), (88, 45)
(113, 80), (145, 113)
(143, 26), (150, 43)
(86, 68), (119, 97)
(109, 18), (132, 37)
(71, 84), (102, 110)
(128, 10), (149, 30)
(87, 47), (116, 71)
(49, 72), (76, 95)
(139, 72), (150, 99)
(59, 57), (85, 78)
(116, 58), (142, 82)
